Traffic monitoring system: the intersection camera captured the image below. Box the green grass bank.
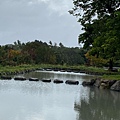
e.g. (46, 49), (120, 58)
(0, 64), (120, 80)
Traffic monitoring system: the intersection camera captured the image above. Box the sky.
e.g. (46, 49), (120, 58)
(0, 0), (82, 47)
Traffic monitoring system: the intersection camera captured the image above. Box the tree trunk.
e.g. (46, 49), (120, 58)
(108, 59), (113, 71)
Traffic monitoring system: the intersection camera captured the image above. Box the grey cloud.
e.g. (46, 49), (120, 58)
(0, 0), (81, 47)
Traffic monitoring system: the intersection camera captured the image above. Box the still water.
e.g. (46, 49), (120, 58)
(0, 70), (120, 120)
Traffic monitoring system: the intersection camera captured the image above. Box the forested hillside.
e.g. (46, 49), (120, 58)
(0, 40), (86, 66)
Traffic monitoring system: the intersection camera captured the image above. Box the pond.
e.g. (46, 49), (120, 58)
(0, 70), (120, 120)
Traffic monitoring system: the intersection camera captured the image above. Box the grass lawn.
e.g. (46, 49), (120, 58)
(102, 75), (120, 80)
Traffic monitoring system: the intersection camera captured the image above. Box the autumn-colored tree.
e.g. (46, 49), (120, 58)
(70, 0), (120, 70)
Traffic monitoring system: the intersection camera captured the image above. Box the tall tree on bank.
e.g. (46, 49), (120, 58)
(69, 0), (120, 24)
(69, 0), (120, 70)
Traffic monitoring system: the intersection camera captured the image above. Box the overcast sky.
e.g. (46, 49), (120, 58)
(0, 0), (82, 47)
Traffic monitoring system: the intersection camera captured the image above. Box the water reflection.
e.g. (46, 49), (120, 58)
(0, 82), (80, 120)
(0, 71), (95, 120)
(2, 71), (118, 120)
(74, 87), (120, 120)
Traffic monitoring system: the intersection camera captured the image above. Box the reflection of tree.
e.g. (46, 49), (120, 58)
(74, 88), (120, 120)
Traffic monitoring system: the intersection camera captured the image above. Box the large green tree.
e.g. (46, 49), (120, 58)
(70, 0), (120, 24)
(84, 13), (120, 68)
(70, 0), (120, 70)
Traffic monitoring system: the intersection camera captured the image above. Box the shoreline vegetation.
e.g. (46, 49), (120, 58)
(0, 64), (120, 78)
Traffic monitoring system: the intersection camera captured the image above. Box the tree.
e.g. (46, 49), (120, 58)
(83, 12), (120, 69)
(59, 42), (64, 48)
(14, 40), (22, 50)
(49, 41), (53, 46)
(70, 0), (120, 70)
(69, 0), (120, 25)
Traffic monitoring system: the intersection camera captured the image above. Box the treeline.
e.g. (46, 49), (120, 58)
(0, 40), (86, 66)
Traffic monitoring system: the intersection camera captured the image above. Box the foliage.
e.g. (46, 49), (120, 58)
(52, 46), (86, 65)
(85, 52), (107, 67)
(70, 0), (120, 70)
(0, 40), (86, 66)
(82, 12), (120, 68)
(69, 0), (120, 25)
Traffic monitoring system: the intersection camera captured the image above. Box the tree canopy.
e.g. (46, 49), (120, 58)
(0, 40), (86, 66)
(70, 0), (120, 69)
(70, 0), (120, 24)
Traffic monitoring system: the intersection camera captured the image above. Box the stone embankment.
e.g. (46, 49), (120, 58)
(82, 78), (120, 92)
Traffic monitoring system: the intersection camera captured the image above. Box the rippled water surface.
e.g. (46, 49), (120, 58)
(0, 70), (120, 120)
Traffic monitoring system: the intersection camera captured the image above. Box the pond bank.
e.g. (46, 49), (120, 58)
(0, 64), (119, 77)
(82, 78), (120, 92)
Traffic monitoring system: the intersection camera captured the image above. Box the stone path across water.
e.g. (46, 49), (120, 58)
(0, 76), (79, 85)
